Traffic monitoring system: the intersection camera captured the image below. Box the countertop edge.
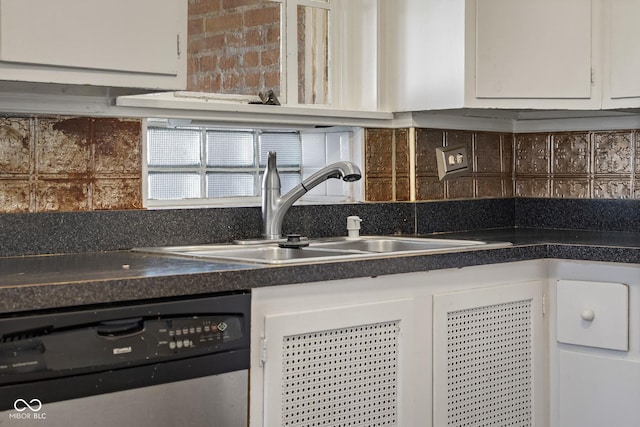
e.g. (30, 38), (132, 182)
(2, 240), (639, 314)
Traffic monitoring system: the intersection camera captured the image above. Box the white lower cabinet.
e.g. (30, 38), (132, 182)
(558, 351), (640, 427)
(262, 299), (416, 426)
(251, 259), (640, 427)
(548, 260), (640, 427)
(250, 261), (548, 427)
(433, 282), (547, 427)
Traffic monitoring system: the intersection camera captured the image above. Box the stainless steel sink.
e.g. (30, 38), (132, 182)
(167, 245), (358, 263)
(308, 236), (486, 253)
(135, 244), (361, 264)
(135, 236), (511, 265)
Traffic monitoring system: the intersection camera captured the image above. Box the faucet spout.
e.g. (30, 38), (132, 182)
(261, 151), (362, 240)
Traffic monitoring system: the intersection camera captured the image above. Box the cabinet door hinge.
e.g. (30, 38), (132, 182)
(259, 336), (267, 367)
(591, 67), (596, 85)
(542, 293), (547, 317)
(177, 34), (182, 57)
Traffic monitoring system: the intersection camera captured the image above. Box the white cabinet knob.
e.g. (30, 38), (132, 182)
(580, 309), (595, 322)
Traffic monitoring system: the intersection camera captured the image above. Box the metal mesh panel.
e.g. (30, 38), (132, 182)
(281, 321), (400, 427)
(446, 300), (533, 427)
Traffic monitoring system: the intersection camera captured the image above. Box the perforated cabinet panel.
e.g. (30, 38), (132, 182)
(433, 282), (545, 427)
(261, 298), (414, 427)
(281, 321), (400, 427)
(447, 300), (533, 426)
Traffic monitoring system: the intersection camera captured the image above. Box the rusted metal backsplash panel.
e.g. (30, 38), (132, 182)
(0, 117), (142, 213)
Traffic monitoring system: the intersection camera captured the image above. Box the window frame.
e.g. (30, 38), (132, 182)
(269, 0), (378, 111)
(278, 0), (334, 106)
(142, 120), (364, 209)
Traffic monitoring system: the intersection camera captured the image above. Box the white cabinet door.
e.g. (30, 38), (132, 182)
(558, 351), (640, 427)
(380, 0), (466, 111)
(381, 0), (600, 111)
(250, 263), (549, 427)
(603, 0), (640, 108)
(474, 0), (593, 100)
(547, 260), (640, 427)
(260, 299), (415, 427)
(433, 281), (547, 427)
(0, 0), (186, 90)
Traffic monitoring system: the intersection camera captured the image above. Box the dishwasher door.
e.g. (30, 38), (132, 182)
(0, 292), (250, 427)
(0, 370), (247, 427)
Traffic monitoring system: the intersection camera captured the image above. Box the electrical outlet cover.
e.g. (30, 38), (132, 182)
(435, 145), (470, 180)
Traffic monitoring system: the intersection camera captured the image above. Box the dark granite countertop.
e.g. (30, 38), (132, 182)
(1, 227), (639, 315)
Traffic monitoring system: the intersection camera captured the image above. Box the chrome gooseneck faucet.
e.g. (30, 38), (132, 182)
(261, 151), (362, 240)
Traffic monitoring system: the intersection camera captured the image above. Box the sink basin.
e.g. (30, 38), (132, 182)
(135, 244), (362, 264)
(168, 246), (357, 263)
(135, 236), (511, 265)
(309, 236), (485, 253)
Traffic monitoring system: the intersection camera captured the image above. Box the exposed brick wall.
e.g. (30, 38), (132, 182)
(188, 0), (281, 96)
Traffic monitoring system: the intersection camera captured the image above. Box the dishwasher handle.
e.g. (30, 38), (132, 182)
(96, 318), (144, 338)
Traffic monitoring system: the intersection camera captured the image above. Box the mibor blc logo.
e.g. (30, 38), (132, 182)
(9, 399), (46, 420)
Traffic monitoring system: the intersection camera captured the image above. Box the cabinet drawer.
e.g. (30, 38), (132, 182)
(556, 279), (628, 351)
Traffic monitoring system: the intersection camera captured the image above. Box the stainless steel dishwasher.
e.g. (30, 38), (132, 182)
(0, 292), (250, 427)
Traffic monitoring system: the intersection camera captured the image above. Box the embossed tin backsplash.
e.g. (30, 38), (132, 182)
(1, 119), (639, 214)
(365, 128), (640, 201)
(515, 131), (640, 199)
(0, 117), (142, 213)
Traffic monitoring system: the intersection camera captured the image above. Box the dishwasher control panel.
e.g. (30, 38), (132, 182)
(0, 314), (245, 379)
(156, 316), (242, 352)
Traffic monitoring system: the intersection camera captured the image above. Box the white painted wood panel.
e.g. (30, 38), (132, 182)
(380, 0), (600, 111)
(379, 0), (466, 111)
(559, 350), (640, 427)
(604, 0), (640, 106)
(0, 0), (179, 75)
(475, 0), (592, 99)
(0, 0), (186, 89)
(547, 260), (640, 427)
(556, 279), (629, 351)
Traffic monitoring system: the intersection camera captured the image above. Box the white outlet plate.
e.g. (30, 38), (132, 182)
(435, 145), (470, 180)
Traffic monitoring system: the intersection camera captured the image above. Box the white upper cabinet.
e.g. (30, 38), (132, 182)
(0, 0), (186, 90)
(602, 0), (640, 108)
(380, 0), (468, 112)
(380, 0), (640, 112)
(474, 0), (593, 102)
